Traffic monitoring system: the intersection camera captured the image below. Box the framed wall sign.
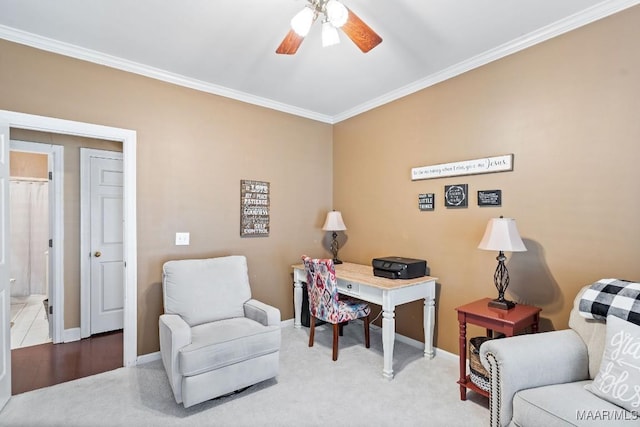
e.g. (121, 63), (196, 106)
(411, 154), (514, 181)
(478, 189), (502, 207)
(240, 179), (270, 237)
(444, 184), (468, 208)
(418, 193), (435, 211)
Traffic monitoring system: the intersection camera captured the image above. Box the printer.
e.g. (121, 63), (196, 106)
(372, 256), (429, 279)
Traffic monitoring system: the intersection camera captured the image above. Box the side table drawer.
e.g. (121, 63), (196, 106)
(337, 279), (360, 296)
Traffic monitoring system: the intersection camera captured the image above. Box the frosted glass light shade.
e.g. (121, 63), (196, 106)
(322, 211), (347, 231)
(326, 0), (348, 28)
(478, 217), (526, 252)
(291, 7), (315, 36)
(322, 21), (340, 47)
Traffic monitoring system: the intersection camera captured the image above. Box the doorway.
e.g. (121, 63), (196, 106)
(0, 111), (137, 409)
(9, 140), (64, 348)
(9, 144), (54, 349)
(0, 110), (138, 370)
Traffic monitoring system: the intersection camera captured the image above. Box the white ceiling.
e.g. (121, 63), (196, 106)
(0, 0), (638, 123)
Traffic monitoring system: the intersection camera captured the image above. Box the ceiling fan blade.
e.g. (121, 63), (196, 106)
(276, 29), (305, 55)
(341, 7), (382, 53)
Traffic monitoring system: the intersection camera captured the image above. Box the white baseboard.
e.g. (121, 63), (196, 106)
(137, 351), (161, 365)
(370, 323), (459, 360)
(285, 317), (459, 360)
(134, 318), (458, 366)
(63, 327), (81, 343)
(280, 318), (294, 328)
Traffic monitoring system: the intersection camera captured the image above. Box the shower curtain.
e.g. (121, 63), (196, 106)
(10, 179), (49, 297)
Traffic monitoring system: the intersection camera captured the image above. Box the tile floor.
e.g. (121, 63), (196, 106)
(10, 294), (51, 349)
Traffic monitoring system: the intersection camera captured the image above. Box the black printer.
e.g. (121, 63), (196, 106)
(372, 256), (429, 279)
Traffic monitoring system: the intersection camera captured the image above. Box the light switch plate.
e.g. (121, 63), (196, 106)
(175, 232), (190, 246)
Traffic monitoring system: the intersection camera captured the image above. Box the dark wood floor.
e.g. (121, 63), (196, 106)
(11, 330), (123, 395)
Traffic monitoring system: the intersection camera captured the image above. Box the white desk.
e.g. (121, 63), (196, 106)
(292, 262), (437, 379)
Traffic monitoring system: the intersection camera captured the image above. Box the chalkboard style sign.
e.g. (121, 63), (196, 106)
(478, 189), (502, 207)
(240, 180), (270, 237)
(444, 184), (468, 208)
(418, 193), (435, 211)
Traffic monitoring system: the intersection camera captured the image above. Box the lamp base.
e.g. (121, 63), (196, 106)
(333, 259), (343, 265)
(488, 298), (516, 310)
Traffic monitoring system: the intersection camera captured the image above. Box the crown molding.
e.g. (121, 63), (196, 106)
(0, 25), (334, 124)
(1, 0), (638, 125)
(332, 0), (640, 123)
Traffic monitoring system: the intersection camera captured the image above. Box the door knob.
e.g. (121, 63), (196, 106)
(94, 251), (102, 258)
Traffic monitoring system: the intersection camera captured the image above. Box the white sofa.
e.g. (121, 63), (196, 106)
(159, 256), (281, 408)
(480, 286), (638, 426)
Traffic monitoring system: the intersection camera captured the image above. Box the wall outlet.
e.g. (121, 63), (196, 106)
(175, 232), (190, 246)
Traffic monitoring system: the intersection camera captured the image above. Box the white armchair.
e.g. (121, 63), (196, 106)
(159, 256), (281, 408)
(479, 286), (637, 427)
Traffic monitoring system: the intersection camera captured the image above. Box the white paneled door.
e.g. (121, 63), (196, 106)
(0, 123), (11, 409)
(88, 152), (124, 335)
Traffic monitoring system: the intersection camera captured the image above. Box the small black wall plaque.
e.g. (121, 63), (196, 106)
(478, 189), (502, 207)
(444, 184), (468, 208)
(418, 193), (435, 211)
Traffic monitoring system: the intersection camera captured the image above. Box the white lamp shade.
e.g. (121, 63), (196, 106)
(321, 21), (340, 47)
(322, 211), (347, 231)
(478, 217), (526, 252)
(291, 7), (315, 37)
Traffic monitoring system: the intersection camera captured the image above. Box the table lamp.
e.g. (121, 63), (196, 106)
(477, 216), (527, 310)
(322, 210), (347, 264)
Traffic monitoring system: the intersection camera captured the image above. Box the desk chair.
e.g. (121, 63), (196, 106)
(302, 256), (370, 361)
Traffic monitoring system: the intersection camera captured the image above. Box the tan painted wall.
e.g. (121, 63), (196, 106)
(10, 151), (47, 179)
(10, 130), (122, 329)
(2, 5), (638, 357)
(333, 6), (640, 354)
(0, 39), (333, 355)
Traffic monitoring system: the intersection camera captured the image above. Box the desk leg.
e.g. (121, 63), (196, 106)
(424, 297), (435, 359)
(381, 301), (395, 380)
(293, 278), (303, 329)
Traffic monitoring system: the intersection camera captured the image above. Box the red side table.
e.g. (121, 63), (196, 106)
(455, 298), (541, 400)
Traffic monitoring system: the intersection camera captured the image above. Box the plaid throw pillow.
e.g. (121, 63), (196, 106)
(579, 279), (640, 326)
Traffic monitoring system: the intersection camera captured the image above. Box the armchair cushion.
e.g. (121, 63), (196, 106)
(480, 329), (589, 426)
(179, 317), (280, 376)
(586, 315), (640, 413)
(163, 256), (251, 326)
(513, 381), (635, 427)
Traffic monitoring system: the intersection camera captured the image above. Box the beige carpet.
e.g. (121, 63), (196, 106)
(1, 323), (489, 426)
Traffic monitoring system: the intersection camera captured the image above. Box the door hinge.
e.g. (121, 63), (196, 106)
(49, 305), (53, 315)
(49, 171), (52, 180)
(49, 239), (53, 248)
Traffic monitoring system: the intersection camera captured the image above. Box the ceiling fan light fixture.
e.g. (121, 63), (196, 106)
(321, 21), (340, 47)
(325, 0), (348, 28)
(291, 7), (315, 37)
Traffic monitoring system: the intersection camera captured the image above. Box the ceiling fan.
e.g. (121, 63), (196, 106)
(276, 0), (382, 55)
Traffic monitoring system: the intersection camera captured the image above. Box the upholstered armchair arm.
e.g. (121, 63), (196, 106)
(480, 329), (589, 427)
(244, 299), (281, 326)
(159, 314), (191, 404)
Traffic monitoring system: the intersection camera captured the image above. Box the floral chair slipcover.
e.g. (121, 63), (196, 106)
(302, 256), (370, 361)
